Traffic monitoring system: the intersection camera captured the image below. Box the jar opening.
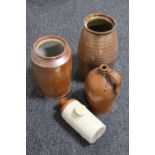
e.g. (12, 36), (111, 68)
(87, 18), (113, 32)
(37, 39), (64, 58)
(84, 13), (116, 34)
(99, 64), (109, 73)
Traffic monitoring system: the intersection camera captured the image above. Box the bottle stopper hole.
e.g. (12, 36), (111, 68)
(99, 64), (109, 72)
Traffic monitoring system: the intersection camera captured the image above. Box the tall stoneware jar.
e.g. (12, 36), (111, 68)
(78, 13), (118, 80)
(85, 64), (121, 115)
(31, 35), (72, 99)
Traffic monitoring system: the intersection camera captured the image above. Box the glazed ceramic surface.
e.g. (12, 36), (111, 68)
(78, 13), (118, 80)
(85, 64), (121, 115)
(31, 35), (72, 99)
(59, 98), (106, 144)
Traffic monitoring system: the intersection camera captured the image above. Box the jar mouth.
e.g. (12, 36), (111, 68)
(84, 13), (116, 34)
(99, 64), (109, 73)
(33, 35), (66, 59)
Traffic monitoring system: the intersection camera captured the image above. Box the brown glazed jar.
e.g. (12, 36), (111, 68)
(78, 12), (118, 80)
(31, 35), (72, 99)
(85, 64), (121, 115)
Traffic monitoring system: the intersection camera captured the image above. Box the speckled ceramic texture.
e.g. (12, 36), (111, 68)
(78, 13), (118, 80)
(27, 0), (129, 154)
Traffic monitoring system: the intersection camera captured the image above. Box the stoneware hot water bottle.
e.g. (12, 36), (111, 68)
(59, 98), (106, 144)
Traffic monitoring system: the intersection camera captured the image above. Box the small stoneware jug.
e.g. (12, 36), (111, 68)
(78, 12), (118, 80)
(31, 35), (72, 99)
(85, 64), (121, 115)
(59, 98), (106, 144)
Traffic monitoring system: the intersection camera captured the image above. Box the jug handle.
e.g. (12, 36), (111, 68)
(108, 69), (121, 96)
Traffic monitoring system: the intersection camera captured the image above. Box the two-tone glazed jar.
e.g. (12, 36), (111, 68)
(31, 35), (72, 99)
(59, 98), (106, 143)
(78, 13), (118, 80)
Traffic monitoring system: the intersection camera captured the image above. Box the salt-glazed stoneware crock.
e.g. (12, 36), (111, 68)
(78, 12), (118, 80)
(31, 35), (72, 99)
(85, 64), (121, 115)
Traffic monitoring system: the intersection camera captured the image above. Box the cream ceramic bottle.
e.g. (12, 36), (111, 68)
(59, 98), (106, 144)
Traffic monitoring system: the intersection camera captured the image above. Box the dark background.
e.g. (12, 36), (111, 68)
(26, 0), (129, 154)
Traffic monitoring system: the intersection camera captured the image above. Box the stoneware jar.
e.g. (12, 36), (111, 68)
(31, 35), (72, 99)
(78, 12), (118, 80)
(85, 64), (121, 115)
(59, 98), (106, 144)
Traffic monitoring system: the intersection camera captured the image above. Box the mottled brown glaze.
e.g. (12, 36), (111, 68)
(85, 64), (121, 115)
(31, 35), (72, 99)
(78, 12), (118, 80)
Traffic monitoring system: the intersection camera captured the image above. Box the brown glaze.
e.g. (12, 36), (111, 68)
(78, 12), (118, 80)
(85, 64), (121, 115)
(31, 35), (72, 99)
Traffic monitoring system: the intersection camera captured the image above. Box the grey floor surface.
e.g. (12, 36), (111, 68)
(26, 0), (129, 155)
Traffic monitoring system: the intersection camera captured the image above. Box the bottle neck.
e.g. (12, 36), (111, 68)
(59, 98), (75, 114)
(98, 64), (109, 75)
(59, 98), (68, 107)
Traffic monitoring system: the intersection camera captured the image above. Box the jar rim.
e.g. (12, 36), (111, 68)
(83, 12), (116, 35)
(32, 35), (67, 60)
(99, 64), (109, 74)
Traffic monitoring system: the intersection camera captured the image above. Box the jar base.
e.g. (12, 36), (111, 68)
(37, 87), (71, 100)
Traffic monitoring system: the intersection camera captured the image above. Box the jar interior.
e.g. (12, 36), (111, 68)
(37, 40), (64, 57)
(87, 18), (113, 32)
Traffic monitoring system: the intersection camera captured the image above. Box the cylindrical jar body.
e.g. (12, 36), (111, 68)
(60, 99), (106, 144)
(31, 35), (72, 99)
(78, 13), (118, 80)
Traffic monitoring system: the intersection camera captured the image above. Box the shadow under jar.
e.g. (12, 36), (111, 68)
(31, 35), (72, 99)
(78, 13), (118, 81)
